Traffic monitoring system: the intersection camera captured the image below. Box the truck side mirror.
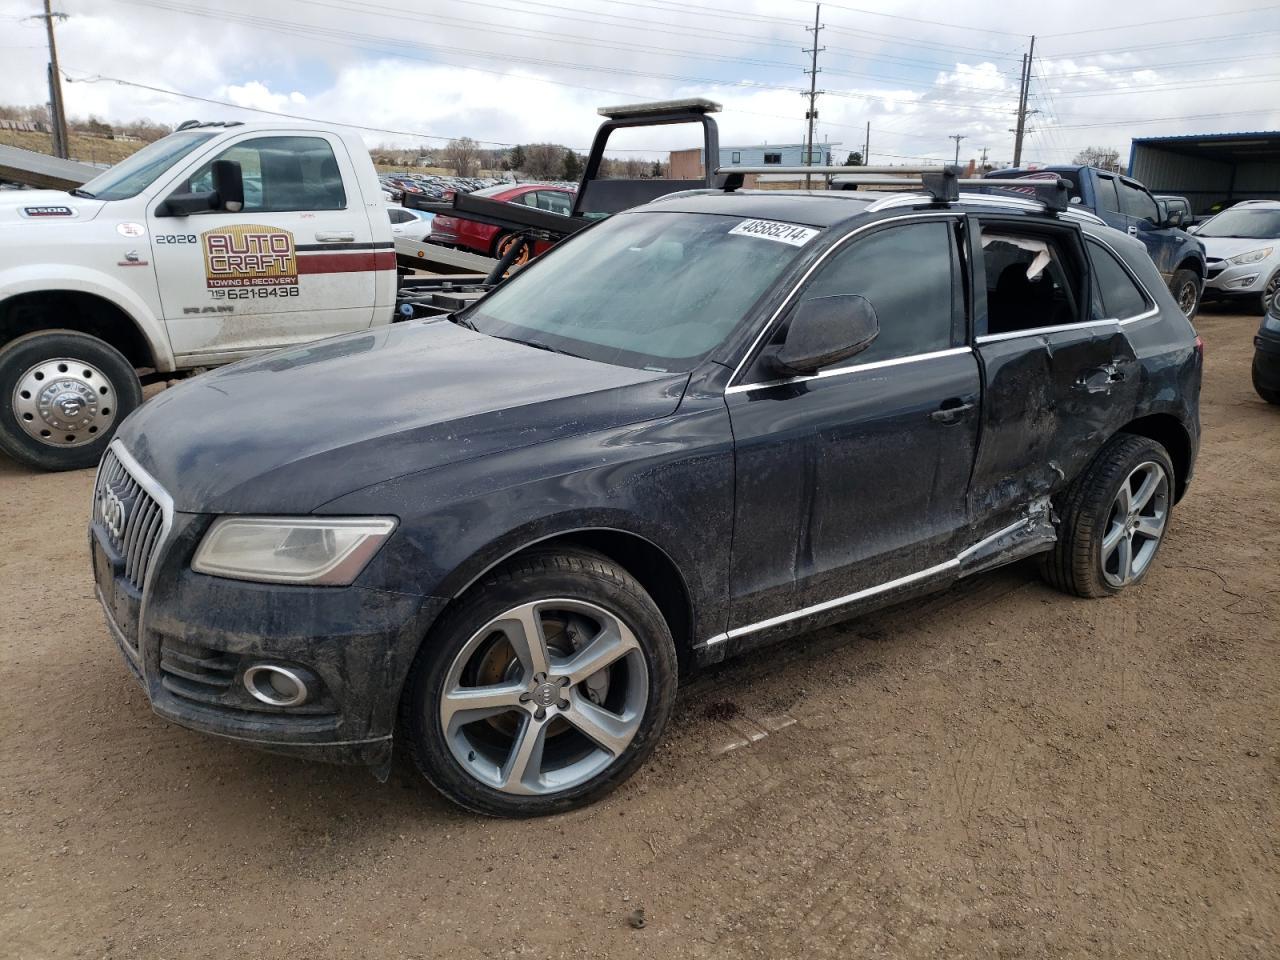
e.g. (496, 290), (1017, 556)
(211, 159), (244, 213)
(157, 190), (217, 217)
(770, 294), (880, 376)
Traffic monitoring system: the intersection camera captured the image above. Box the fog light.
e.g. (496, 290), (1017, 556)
(1229, 274), (1259, 289)
(243, 664), (311, 707)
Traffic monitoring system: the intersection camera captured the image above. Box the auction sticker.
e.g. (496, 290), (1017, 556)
(728, 219), (819, 246)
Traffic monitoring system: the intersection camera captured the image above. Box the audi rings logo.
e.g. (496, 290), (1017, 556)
(98, 485), (131, 541)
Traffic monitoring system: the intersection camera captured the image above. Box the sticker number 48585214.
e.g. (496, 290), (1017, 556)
(728, 219), (820, 246)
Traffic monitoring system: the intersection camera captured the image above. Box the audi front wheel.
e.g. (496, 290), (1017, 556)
(401, 548), (678, 817)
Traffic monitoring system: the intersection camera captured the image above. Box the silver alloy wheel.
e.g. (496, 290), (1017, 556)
(439, 598), (649, 796)
(1101, 461), (1170, 588)
(12, 357), (116, 447)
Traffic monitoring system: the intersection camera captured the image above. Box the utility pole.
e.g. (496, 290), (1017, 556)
(802, 4), (824, 189)
(950, 134), (967, 167)
(36, 0), (70, 159)
(1012, 35), (1037, 168)
(864, 121), (870, 165)
(979, 146), (989, 172)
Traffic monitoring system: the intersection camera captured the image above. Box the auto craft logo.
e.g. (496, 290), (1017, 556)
(201, 224), (298, 288)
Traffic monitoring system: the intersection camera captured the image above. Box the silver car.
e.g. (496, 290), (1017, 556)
(1196, 200), (1280, 312)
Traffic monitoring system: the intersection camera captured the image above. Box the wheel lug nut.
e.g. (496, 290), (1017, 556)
(557, 699), (569, 710)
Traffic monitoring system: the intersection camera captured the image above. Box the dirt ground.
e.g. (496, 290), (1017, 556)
(1, 307), (1276, 960)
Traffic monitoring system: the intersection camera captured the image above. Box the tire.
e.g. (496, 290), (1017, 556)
(400, 548), (678, 817)
(1040, 434), (1176, 599)
(1260, 268), (1280, 316)
(0, 330), (143, 472)
(1170, 268), (1201, 322)
(492, 232), (531, 266)
(1254, 356), (1280, 405)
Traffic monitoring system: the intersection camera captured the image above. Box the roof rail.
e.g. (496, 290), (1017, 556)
(174, 120), (245, 131)
(715, 164), (962, 203)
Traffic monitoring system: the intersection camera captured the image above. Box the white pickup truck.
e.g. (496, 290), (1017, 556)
(0, 121), (400, 470)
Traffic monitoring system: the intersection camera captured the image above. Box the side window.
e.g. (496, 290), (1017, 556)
(731, 151), (742, 164)
(184, 136), (346, 213)
(787, 221), (958, 368)
(1088, 240), (1152, 320)
(979, 226), (1083, 335)
(764, 152), (782, 165)
(1095, 175), (1121, 215)
(535, 191), (572, 215)
(1119, 181), (1159, 224)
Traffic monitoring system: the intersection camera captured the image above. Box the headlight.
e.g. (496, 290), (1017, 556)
(1227, 247), (1273, 266)
(192, 517), (397, 585)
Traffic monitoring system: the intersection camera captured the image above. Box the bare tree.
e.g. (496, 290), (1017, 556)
(523, 143), (562, 180)
(443, 137), (481, 177)
(1072, 146), (1122, 172)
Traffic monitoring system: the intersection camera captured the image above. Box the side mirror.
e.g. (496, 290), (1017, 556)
(211, 159), (244, 213)
(771, 294), (880, 376)
(158, 159), (244, 216)
(158, 190), (216, 217)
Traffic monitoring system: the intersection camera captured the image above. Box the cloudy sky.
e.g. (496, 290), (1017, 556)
(2, 0), (1278, 165)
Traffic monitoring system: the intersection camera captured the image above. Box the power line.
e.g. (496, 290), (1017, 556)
(1041, 3), (1280, 38)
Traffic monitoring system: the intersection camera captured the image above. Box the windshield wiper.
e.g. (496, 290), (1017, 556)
(448, 313), (478, 331)
(68, 188), (96, 199)
(494, 335), (587, 360)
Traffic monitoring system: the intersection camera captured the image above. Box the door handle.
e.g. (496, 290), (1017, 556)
(930, 398), (975, 424)
(314, 231), (355, 243)
(1074, 363), (1126, 393)
(1127, 224), (1138, 236)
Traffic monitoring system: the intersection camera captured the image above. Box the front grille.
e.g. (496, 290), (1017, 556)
(93, 448), (167, 591)
(160, 638), (238, 699)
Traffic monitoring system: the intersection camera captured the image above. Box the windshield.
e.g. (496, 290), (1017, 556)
(1199, 207), (1280, 240)
(464, 210), (817, 371)
(76, 131), (218, 201)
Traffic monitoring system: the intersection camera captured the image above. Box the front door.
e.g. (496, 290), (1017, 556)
(726, 217), (981, 638)
(148, 132), (381, 361)
(968, 217), (1143, 526)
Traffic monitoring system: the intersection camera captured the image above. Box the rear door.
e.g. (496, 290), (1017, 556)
(968, 216), (1144, 527)
(149, 132), (387, 360)
(725, 215), (980, 636)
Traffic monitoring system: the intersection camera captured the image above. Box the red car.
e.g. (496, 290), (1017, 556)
(429, 184), (575, 265)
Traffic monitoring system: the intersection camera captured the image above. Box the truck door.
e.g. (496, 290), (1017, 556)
(725, 217), (980, 637)
(148, 133), (387, 361)
(1091, 172), (1129, 234)
(1119, 178), (1176, 276)
(968, 216), (1142, 527)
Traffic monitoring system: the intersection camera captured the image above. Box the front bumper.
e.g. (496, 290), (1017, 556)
(92, 505), (446, 768)
(1204, 259), (1277, 296)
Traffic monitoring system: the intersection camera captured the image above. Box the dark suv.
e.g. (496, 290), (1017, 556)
(91, 186), (1202, 816)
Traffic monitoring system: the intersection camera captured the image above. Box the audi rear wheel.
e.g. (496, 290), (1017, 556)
(0, 330), (142, 472)
(401, 548), (678, 817)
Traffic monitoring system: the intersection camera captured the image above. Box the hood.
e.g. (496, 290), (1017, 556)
(0, 189), (106, 227)
(1198, 235), (1278, 261)
(117, 320), (690, 513)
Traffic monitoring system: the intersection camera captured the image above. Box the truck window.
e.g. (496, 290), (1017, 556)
(186, 136), (347, 213)
(1087, 239), (1152, 320)
(1095, 175), (1121, 215)
(1118, 180), (1159, 224)
(77, 131), (217, 201)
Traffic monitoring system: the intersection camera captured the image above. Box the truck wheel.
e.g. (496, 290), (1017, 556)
(400, 548), (678, 817)
(493, 232), (531, 266)
(1040, 434), (1176, 599)
(0, 330), (142, 471)
(1170, 269), (1201, 321)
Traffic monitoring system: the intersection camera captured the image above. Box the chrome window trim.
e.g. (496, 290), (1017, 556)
(726, 211), (964, 389)
(726, 346), (971, 394)
(704, 511), (1043, 646)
